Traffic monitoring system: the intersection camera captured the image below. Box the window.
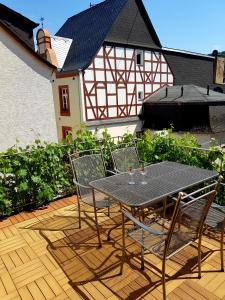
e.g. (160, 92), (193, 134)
(136, 50), (143, 65)
(59, 85), (70, 116)
(137, 91), (144, 101)
(62, 126), (72, 139)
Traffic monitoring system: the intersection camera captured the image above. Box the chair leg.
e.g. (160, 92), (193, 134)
(198, 236), (202, 279)
(107, 205), (110, 217)
(163, 197), (167, 218)
(77, 197), (81, 229)
(220, 220), (225, 272)
(92, 189), (102, 248)
(120, 209), (126, 275)
(162, 259), (166, 300)
(141, 246), (145, 270)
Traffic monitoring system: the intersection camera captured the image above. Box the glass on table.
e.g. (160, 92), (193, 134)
(128, 166), (135, 185)
(140, 164), (147, 185)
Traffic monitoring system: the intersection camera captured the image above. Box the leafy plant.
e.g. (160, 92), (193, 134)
(0, 126), (224, 217)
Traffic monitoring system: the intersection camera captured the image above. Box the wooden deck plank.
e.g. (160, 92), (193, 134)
(0, 196), (224, 300)
(36, 277), (56, 299)
(43, 274), (64, 296)
(213, 280), (225, 299)
(0, 291), (21, 300)
(27, 281), (46, 300)
(185, 280), (220, 300)
(1, 253), (15, 271)
(1, 271), (16, 294)
(0, 277), (7, 297)
(17, 285), (33, 300)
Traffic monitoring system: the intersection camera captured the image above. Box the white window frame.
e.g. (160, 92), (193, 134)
(62, 88), (69, 111)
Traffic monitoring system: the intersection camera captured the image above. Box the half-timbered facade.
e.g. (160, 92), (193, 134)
(83, 45), (173, 121)
(44, 0), (221, 140)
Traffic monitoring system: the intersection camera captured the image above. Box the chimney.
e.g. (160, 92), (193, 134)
(36, 29), (58, 67)
(213, 50), (225, 84)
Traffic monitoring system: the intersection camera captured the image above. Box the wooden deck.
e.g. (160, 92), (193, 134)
(0, 196), (224, 300)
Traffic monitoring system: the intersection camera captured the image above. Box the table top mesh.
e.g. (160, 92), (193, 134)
(89, 161), (218, 207)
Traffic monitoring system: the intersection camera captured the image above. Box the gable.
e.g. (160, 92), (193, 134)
(56, 0), (161, 71)
(105, 0), (161, 49)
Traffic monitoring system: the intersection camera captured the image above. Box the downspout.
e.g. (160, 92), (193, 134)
(78, 70), (86, 125)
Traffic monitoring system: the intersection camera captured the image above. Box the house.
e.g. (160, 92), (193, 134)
(0, 4), (58, 152)
(37, 0), (224, 140)
(37, 0), (175, 139)
(143, 85), (225, 143)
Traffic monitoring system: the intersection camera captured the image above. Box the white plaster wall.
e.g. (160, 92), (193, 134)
(0, 26), (58, 151)
(88, 119), (142, 137)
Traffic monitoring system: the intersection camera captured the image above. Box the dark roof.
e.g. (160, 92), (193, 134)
(145, 85), (225, 106)
(56, 0), (161, 71)
(0, 19), (56, 70)
(163, 48), (215, 88)
(105, 0), (161, 49)
(0, 3), (39, 50)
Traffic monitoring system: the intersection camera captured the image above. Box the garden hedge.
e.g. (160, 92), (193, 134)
(0, 126), (224, 217)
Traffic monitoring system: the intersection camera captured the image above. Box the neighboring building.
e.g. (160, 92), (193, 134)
(143, 85), (225, 143)
(37, 0), (224, 140)
(161, 48), (225, 93)
(38, 0), (174, 139)
(0, 4), (58, 151)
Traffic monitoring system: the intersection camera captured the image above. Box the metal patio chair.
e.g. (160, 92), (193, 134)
(180, 181), (224, 271)
(121, 180), (219, 300)
(69, 149), (115, 247)
(204, 183), (225, 272)
(110, 141), (143, 173)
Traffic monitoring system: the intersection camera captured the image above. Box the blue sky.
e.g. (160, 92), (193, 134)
(1, 0), (225, 54)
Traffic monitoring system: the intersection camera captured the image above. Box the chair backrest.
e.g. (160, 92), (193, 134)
(111, 143), (140, 172)
(164, 181), (219, 259)
(69, 150), (106, 198)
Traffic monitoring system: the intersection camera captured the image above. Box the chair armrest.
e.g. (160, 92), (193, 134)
(121, 209), (167, 236)
(140, 160), (150, 167)
(73, 179), (91, 190)
(114, 168), (122, 174)
(106, 169), (117, 175)
(211, 203), (225, 214)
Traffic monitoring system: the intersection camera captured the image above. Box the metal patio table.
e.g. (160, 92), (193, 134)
(89, 161), (218, 209)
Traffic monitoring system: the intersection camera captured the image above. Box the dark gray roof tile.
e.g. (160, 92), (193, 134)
(56, 0), (128, 71)
(56, 0), (161, 71)
(145, 85), (225, 105)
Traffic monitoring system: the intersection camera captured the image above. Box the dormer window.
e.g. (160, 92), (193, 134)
(59, 85), (70, 116)
(136, 50), (143, 65)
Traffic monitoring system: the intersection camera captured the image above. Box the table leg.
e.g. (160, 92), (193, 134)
(163, 197), (167, 218)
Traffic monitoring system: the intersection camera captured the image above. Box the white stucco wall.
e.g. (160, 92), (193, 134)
(87, 117), (142, 137)
(0, 26), (58, 151)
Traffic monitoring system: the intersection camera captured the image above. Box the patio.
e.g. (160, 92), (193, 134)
(0, 196), (224, 300)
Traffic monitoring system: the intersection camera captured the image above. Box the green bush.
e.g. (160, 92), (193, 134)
(0, 127), (224, 217)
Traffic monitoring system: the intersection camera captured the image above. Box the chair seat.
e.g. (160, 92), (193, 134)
(82, 191), (115, 209)
(206, 204), (225, 229)
(128, 218), (196, 259)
